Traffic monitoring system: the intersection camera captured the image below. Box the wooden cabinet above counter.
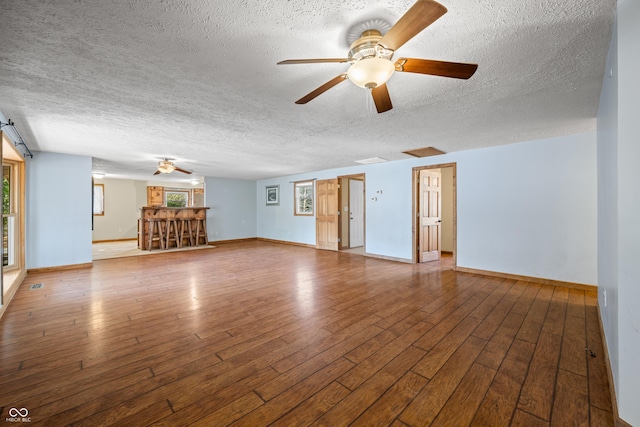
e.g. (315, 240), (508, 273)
(147, 186), (164, 206)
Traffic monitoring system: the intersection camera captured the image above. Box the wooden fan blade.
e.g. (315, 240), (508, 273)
(174, 167), (192, 174)
(278, 58), (349, 65)
(395, 58), (478, 79)
(371, 84), (393, 113)
(295, 74), (348, 104)
(378, 0), (447, 51)
(153, 170), (161, 175)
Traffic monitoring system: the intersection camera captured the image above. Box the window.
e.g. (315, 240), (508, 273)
(3, 165), (13, 268)
(294, 180), (314, 216)
(3, 162), (20, 271)
(2, 137), (27, 300)
(93, 183), (104, 215)
(165, 190), (189, 207)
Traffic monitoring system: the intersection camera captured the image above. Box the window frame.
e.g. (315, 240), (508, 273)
(293, 180), (314, 216)
(93, 183), (105, 216)
(165, 189), (190, 208)
(3, 163), (17, 270)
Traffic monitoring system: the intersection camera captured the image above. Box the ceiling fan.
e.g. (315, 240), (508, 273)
(153, 159), (192, 175)
(278, 0), (477, 113)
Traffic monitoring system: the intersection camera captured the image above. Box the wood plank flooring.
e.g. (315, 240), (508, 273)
(0, 241), (614, 426)
(92, 240), (216, 261)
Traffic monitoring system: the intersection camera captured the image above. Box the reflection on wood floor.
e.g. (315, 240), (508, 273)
(92, 239), (215, 260)
(2, 241), (613, 426)
(340, 246), (364, 255)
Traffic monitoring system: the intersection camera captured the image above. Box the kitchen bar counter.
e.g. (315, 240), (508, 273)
(138, 206), (209, 250)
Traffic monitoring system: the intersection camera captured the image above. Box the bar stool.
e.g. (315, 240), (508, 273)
(147, 218), (165, 250)
(194, 217), (208, 246)
(180, 218), (194, 247)
(165, 217), (181, 249)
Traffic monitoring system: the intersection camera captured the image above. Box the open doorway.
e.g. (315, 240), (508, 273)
(412, 163), (456, 266)
(314, 173), (366, 253)
(338, 174), (365, 254)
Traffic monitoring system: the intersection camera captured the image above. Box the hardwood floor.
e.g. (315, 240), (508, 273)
(92, 240), (216, 261)
(0, 241), (614, 426)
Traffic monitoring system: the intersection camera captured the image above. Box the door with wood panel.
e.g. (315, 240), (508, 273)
(316, 178), (339, 251)
(419, 169), (442, 262)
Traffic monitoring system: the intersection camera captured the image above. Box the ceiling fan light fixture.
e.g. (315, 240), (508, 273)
(347, 57), (395, 89)
(157, 161), (176, 174)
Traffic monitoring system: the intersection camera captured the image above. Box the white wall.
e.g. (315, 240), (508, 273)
(257, 132), (597, 285)
(205, 176), (257, 241)
(92, 178), (142, 241)
(598, 2), (640, 425)
(26, 152), (93, 268)
(91, 178), (201, 241)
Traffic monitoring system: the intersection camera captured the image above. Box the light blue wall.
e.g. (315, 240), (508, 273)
(455, 134), (596, 284)
(597, 7), (619, 417)
(257, 165), (368, 246)
(257, 132), (597, 285)
(14, 123), (598, 289)
(205, 176), (257, 241)
(617, 1), (640, 422)
(26, 152), (93, 268)
(598, 2), (640, 425)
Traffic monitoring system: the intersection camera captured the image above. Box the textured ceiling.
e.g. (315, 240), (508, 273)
(0, 0), (615, 182)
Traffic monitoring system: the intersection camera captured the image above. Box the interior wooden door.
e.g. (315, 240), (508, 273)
(316, 178), (339, 251)
(419, 169), (442, 262)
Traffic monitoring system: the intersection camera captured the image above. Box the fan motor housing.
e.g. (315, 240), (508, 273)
(348, 30), (393, 62)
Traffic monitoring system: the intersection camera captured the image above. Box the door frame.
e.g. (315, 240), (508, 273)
(412, 163), (457, 267)
(337, 173), (365, 251)
(1, 131), (27, 316)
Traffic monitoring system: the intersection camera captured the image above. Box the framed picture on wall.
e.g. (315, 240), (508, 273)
(266, 185), (279, 206)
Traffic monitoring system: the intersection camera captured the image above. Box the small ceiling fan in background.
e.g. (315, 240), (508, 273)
(278, 0), (478, 113)
(153, 158), (192, 175)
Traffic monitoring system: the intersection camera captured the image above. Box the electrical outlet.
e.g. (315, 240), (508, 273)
(603, 289), (607, 307)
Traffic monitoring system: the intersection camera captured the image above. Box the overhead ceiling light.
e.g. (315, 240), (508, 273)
(190, 178), (200, 185)
(346, 30), (395, 90)
(157, 160), (176, 174)
(354, 157), (388, 164)
(347, 57), (395, 89)
(92, 173), (105, 179)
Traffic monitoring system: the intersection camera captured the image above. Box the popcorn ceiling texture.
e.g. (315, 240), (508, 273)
(0, 0), (615, 180)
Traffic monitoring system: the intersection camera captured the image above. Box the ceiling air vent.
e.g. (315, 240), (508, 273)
(354, 157), (388, 165)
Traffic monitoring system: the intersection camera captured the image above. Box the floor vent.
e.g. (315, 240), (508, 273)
(30, 283), (43, 290)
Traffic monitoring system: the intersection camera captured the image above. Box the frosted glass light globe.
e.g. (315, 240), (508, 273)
(347, 57), (395, 89)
